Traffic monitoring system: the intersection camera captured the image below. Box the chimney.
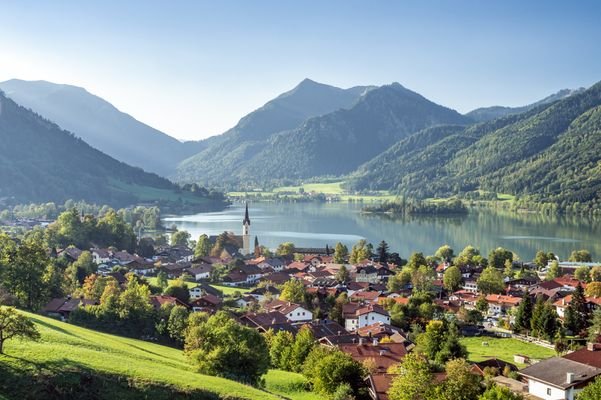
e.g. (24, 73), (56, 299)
(373, 338), (379, 346)
(566, 373), (575, 384)
(359, 338), (364, 346)
(379, 350), (386, 356)
(337, 330), (341, 336)
(587, 342), (598, 352)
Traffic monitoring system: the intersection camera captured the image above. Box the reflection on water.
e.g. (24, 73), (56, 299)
(163, 203), (601, 260)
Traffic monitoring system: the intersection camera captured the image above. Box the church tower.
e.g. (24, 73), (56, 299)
(242, 202), (251, 255)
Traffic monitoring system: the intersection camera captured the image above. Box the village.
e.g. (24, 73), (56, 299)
(36, 205), (601, 400)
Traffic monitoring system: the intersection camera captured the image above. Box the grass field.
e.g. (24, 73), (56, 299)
(146, 277), (199, 289)
(461, 337), (555, 367)
(0, 311), (303, 400)
(110, 180), (212, 205)
(209, 284), (253, 296)
(264, 370), (320, 400)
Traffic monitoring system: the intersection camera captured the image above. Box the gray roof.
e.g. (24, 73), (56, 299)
(519, 357), (601, 389)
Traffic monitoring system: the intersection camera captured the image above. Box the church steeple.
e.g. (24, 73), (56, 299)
(243, 202), (251, 226)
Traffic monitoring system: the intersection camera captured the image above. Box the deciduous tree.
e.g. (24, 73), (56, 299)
(0, 306), (40, 354)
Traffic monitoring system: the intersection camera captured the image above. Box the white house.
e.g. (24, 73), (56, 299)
(519, 356), (601, 400)
(91, 248), (112, 265)
(344, 304), (391, 332)
(187, 264), (213, 281)
(264, 300), (313, 323)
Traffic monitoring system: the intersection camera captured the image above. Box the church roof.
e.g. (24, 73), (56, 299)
(243, 203), (251, 225)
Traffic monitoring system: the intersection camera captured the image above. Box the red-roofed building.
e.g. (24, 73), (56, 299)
(149, 295), (189, 311)
(553, 294), (601, 318)
(344, 303), (390, 332)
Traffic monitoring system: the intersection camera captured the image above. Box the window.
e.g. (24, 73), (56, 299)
(546, 388), (551, 396)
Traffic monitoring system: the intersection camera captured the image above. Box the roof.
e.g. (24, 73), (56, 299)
(264, 299), (308, 315)
(43, 298), (69, 313)
(356, 304), (389, 317)
(553, 294), (601, 308)
(485, 294), (522, 306)
(350, 291), (381, 302)
(240, 311), (291, 329)
(368, 374), (395, 400)
(519, 357), (601, 389)
(471, 358), (518, 375)
(319, 334), (362, 346)
(149, 295), (188, 310)
(339, 342), (408, 372)
(191, 294), (222, 306)
(187, 264), (213, 275)
(357, 322), (399, 338)
(563, 345), (601, 368)
(302, 320), (347, 338)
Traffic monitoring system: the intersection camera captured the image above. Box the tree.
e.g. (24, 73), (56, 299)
(569, 250), (592, 262)
(591, 266), (601, 282)
(479, 384), (523, 400)
(588, 307), (601, 343)
(530, 298), (558, 341)
(280, 279), (306, 303)
(156, 270), (168, 290)
(503, 259), (514, 279)
(388, 269), (412, 292)
(167, 305), (189, 345)
(194, 234), (212, 258)
(488, 247), (513, 269)
(333, 242), (348, 264)
(185, 311), (269, 385)
(303, 347), (365, 397)
(546, 260), (560, 280)
(476, 296), (489, 313)
(417, 320), (466, 364)
(289, 326), (315, 372)
(533, 251), (549, 268)
(377, 240), (390, 263)
(412, 265), (435, 293)
(455, 246), (481, 267)
(349, 239), (372, 264)
(586, 282), (601, 297)
(443, 266), (462, 292)
(336, 265), (350, 283)
(163, 279), (190, 304)
(268, 330), (294, 370)
(578, 376), (601, 400)
(388, 352), (435, 400)
(564, 283), (590, 335)
(171, 230), (191, 247)
(276, 242), (296, 257)
(477, 266), (504, 295)
(0, 306), (41, 354)
(440, 358), (482, 400)
(575, 266), (591, 282)
(513, 291), (533, 334)
(435, 245), (454, 262)
(329, 292), (349, 324)
(407, 252), (427, 271)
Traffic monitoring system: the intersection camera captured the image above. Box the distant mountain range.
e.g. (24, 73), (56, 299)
(465, 88), (585, 122)
(0, 79), (204, 176)
(0, 92), (223, 210)
(1, 75), (594, 211)
(175, 81), (471, 186)
(349, 81), (601, 211)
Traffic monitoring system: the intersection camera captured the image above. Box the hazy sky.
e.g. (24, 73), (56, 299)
(1, 1), (600, 141)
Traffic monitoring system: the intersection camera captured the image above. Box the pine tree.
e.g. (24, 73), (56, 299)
(377, 240), (390, 263)
(514, 291), (533, 334)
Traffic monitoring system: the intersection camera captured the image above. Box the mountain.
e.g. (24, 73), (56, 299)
(466, 88), (585, 122)
(0, 79), (203, 175)
(175, 79), (374, 185)
(176, 81), (471, 186)
(350, 81), (601, 211)
(0, 91), (224, 210)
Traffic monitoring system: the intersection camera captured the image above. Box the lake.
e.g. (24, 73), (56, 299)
(163, 202), (601, 261)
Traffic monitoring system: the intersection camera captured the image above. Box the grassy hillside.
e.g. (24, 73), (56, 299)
(0, 311), (288, 400)
(460, 337), (555, 367)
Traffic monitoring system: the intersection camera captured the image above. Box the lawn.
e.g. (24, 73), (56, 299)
(461, 337), (556, 367)
(0, 311), (282, 400)
(264, 370), (321, 400)
(209, 284), (253, 296)
(146, 277), (199, 289)
(273, 181), (345, 194)
(109, 179), (211, 205)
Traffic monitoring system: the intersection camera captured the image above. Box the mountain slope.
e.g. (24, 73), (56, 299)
(174, 79), (374, 184)
(177, 82), (471, 185)
(350, 81), (601, 211)
(466, 88), (584, 122)
(0, 311), (281, 400)
(0, 92), (222, 209)
(0, 79), (203, 175)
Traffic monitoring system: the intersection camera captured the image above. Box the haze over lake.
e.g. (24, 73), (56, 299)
(164, 203), (601, 261)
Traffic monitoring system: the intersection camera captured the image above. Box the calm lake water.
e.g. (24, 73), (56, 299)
(163, 202), (601, 261)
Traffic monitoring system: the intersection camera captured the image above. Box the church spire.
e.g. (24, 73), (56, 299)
(243, 202), (251, 225)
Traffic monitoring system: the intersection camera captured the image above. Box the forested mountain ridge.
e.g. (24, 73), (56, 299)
(175, 79), (374, 185)
(0, 79), (203, 176)
(350, 80), (601, 212)
(465, 87), (584, 122)
(0, 92), (223, 210)
(176, 82), (471, 186)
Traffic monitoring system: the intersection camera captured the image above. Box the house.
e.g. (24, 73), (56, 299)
(485, 294), (522, 315)
(42, 297), (96, 320)
(338, 341), (408, 373)
(186, 263), (213, 281)
(162, 263), (188, 279)
(248, 285), (281, 301)
(240, 311), (297, 334)
(344, 303), (391, 332)
(264, 299), (313, 323)
(470, 358), (518, 376)
(553, 294), (601, 318)
(302, 319), (348, 339)
(91, 248), (111, 264)
(350, 290), (381, 304)
(127, 259), (155, 276)
(222, 271), (249, 286)
(113, 250), (137, 265)
(357, 322), (401, 340)
(463, 278), (479, 293)
(235, 295), (258, 308)
(190, 294), (221, 312)
(189, 283), (223, 300)
(257, 258), (287, 272)
(60, 247), (83, 262)
(519, 356), (601, 400)
(154, 245), (194, 263)
(149, 295), (189, 311)
(368, 374), (395, 400)
(355, 265), (380, 283)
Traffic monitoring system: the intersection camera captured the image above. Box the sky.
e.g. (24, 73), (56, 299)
(1, 1), (600, 141)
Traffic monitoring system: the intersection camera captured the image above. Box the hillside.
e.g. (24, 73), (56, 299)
(0, 92), (224, 210)
(176, 79), (373, 185)
(0, 311), (285, 400)
(0, 79), (203, 175)
(465, 88), (584, 122)
(350, 81), (601, 212)
(177, 82), (471, 186)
